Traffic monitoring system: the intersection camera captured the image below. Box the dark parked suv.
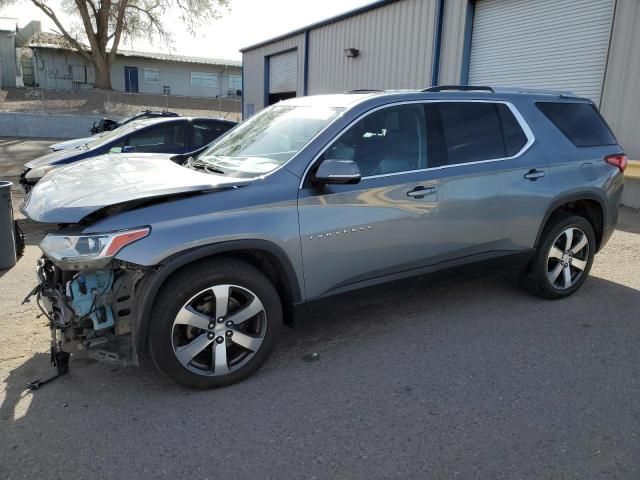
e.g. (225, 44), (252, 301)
(22, 86), (626, 388)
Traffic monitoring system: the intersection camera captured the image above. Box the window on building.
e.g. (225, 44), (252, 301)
(536, 102), (616, 147)
(229, 75), (242, 91)
(144, 68), (160, 84)
(425, 102), (528, 167)
(191, 72), (219, 88)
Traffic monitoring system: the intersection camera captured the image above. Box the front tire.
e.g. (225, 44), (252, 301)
(521, 213), (596, 299)
(149, 258), (282, 389)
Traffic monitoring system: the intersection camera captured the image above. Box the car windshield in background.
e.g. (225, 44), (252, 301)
(196, 105), (341, 177)
(84, 120), (147, 150)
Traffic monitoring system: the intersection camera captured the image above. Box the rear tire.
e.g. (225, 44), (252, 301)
(149, 258), (282, 389)
(520, 213), (596, 299)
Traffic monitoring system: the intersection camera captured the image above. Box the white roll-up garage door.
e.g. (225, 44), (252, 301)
(468, 0), (615, 105)
(268, 50), (298, 94)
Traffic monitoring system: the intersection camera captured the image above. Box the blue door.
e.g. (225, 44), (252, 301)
(124, 67), (138, 93)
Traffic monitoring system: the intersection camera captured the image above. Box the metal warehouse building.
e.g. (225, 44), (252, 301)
(241, 0), (640, 205)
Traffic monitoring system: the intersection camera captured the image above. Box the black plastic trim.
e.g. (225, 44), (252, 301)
(534, 191), (608, 251)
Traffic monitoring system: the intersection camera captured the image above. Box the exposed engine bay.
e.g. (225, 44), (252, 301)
(28, 257), (146, 371)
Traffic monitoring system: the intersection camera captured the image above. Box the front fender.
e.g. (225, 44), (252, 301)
(132, 239), (303, 353)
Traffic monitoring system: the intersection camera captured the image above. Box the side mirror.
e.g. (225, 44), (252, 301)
(109, 147), (123, 153)
(314, 159), (361, 185)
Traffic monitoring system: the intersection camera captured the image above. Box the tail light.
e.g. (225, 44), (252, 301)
(605, 154), (628, 172)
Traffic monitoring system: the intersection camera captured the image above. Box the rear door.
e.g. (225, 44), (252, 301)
(426, 101), (554, 259)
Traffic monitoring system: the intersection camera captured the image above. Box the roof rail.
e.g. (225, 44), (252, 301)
(421, 85), (580, 98)
(422, 85), (495, 93)
(491, 86), (578, 98)
(344, 89), (384, 93)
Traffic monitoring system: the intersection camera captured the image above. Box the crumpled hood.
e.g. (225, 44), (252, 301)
(21, 154), (250, 223)
(24, 147), (82, 169)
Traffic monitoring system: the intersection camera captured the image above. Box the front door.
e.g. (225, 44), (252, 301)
(124, 66), (138, 93)
(298, 103), (444, 300)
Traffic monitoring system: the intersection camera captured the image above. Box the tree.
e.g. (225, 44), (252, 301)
(2, 0), (230, 89)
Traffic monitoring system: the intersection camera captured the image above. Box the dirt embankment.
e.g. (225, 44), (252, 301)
(0, 87), (242, 121)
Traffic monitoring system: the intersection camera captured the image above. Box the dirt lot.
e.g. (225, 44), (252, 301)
(1, 141), (639, 478)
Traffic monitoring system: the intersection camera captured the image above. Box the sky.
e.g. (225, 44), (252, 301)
(0, 0), (374, 60)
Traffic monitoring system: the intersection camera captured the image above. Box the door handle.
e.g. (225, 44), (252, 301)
(524, 169), (546, 181)
(407, 186), (436, 198)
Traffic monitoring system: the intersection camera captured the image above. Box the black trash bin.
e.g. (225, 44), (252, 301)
(0, 181), (17, 270)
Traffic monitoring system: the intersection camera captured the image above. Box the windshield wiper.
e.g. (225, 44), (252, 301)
(187, 158), (225, 175)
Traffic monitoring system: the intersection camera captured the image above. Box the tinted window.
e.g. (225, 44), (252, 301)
(497, 104), (528, 156)
(192, 121), (233, 148)
(125, 122), (188, 152)
(320, 104), (427, 177)
(537, 102), (616, 147)
(425, 102), (526, 167)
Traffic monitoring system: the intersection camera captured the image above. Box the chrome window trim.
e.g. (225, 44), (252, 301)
(298, 99), (536, 188)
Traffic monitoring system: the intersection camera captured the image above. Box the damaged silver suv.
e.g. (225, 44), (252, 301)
(22, 87), (626, 388)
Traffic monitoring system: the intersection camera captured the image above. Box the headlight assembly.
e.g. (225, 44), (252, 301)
(40, 227), (150, 270)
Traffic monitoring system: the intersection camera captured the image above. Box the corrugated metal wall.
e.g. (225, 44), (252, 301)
(307, 0), (437, 94)
(600, 0), (640, 160)
(241, 0), (640, 164)
(241, 34), (306, 116)
(438, 0), (470, 85)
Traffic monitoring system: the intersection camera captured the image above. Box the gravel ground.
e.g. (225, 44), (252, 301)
(0, 142), (639, 478)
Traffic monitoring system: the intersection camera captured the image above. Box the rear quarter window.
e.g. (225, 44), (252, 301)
(536, 102), (616, 147)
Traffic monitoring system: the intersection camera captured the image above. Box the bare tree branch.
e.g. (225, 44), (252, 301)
(29, 0), (94, 62)
(8, 0), (231, 89)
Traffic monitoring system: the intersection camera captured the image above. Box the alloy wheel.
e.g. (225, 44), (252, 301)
(171, 284), (267, 376)
(546, 227), (590, 290)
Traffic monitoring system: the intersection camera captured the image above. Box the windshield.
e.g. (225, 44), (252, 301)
(195, 104), (341, 177)
(84, 119), (148, 150)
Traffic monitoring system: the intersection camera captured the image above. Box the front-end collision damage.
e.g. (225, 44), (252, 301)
(28, 256), (152, 368)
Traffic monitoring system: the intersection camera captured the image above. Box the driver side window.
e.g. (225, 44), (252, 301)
(321, 104), (427, 177)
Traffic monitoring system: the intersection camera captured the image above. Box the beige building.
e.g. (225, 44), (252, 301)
(28, 32), (242, 99)
(241, 0), (640, 206)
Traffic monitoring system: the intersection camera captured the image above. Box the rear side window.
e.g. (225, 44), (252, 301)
(536, 102), (616, 147)
(425, 102), (528, 167)
(124, 122), (188, 151)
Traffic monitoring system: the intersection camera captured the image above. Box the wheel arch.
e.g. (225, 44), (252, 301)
(535, 191), (606, 251)
(133, 240), (303, 353)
